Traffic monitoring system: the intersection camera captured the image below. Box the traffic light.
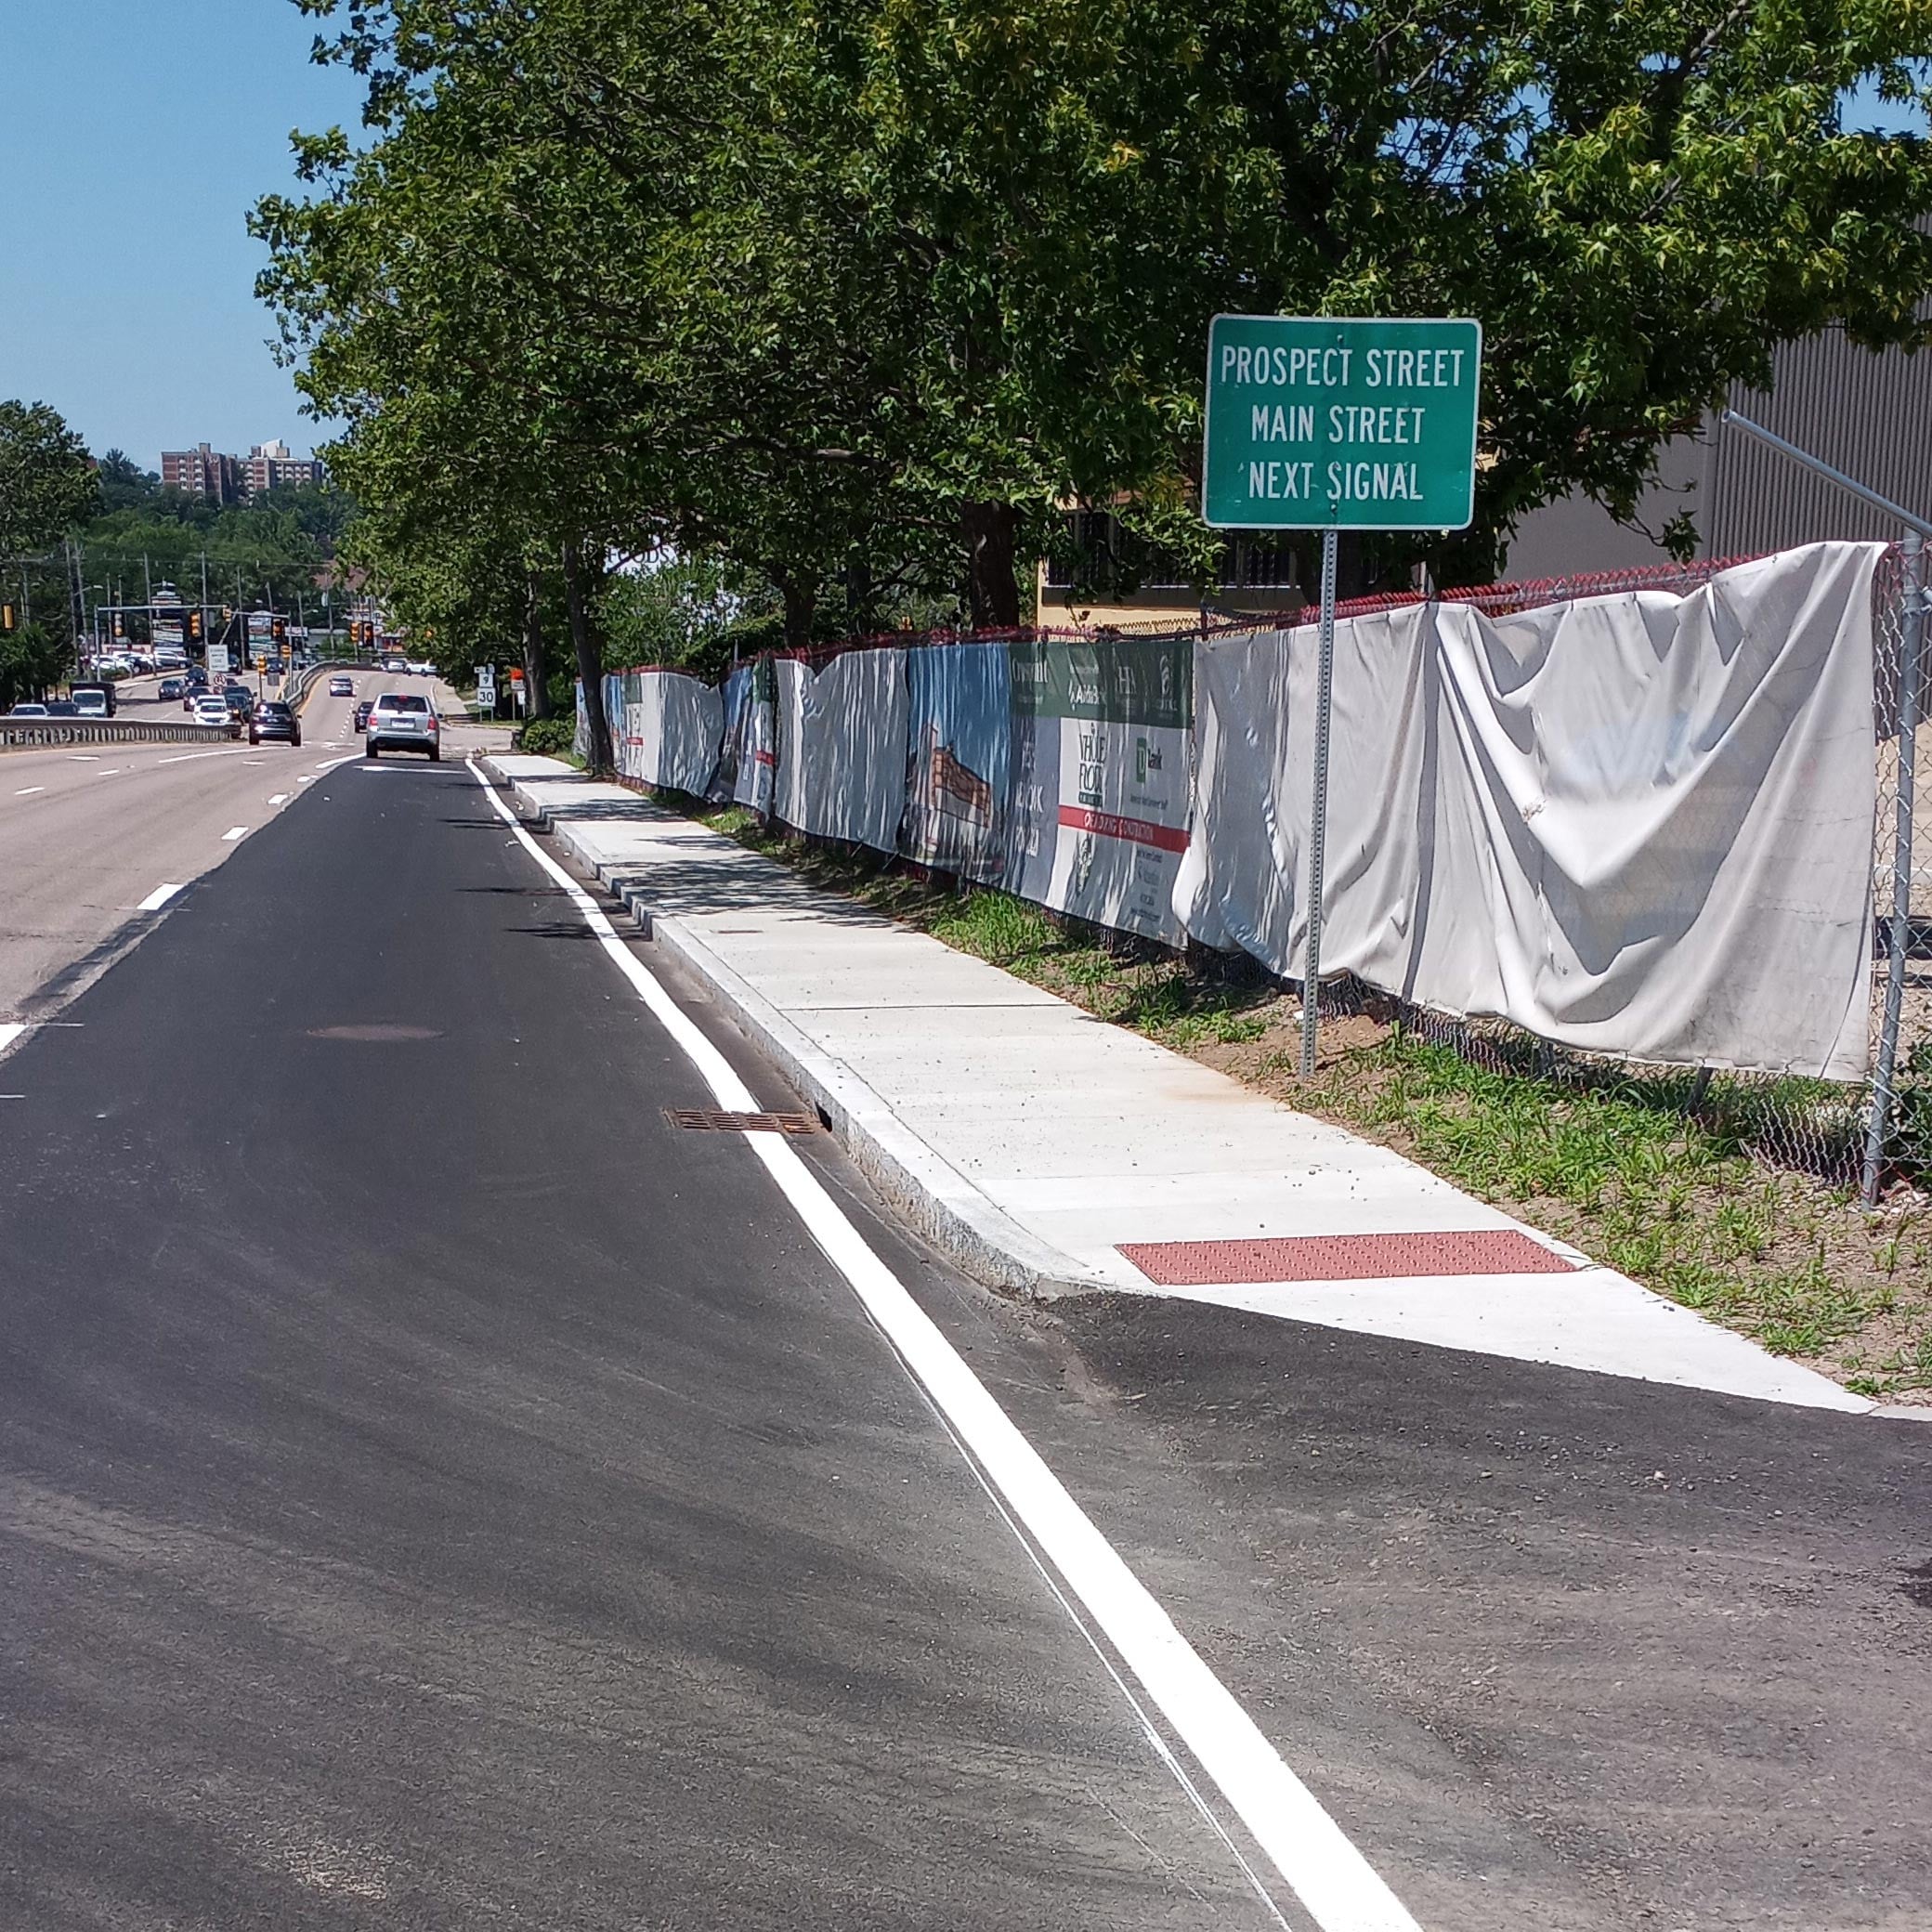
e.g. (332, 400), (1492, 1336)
(271, 615), (287, 644)
(187, 609), (203, 642)
(0, 603), (14, 633)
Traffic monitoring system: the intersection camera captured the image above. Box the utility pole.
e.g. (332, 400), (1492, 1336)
(142, 553), (151, 604)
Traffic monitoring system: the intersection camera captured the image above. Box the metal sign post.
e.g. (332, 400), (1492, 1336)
(1202, 314), (1482, 1074)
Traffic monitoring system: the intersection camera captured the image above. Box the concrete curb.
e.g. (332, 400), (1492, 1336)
(492, 765), (1113, 1300)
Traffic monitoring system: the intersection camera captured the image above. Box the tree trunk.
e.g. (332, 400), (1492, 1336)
(562, 539), (612, 772)
(961, 500), (1021, 630)
(521, 569), (552, 719)
(778, 573), (816, 653)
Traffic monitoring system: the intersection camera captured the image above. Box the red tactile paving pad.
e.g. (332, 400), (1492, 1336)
(1117, 1230), (1576, 1286)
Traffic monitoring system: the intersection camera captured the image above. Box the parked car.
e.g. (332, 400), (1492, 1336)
(191, 694), (239, 735)
(159, 676), (188, 701)
(365, 690), (439, 761)
(328, 674), (355, 698)
(7, 702), (49, 717)
(248, 700), (302, 747)
(352, 698), (374, 734)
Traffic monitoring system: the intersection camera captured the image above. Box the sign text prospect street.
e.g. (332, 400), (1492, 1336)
(1202, 316), (1482, 531)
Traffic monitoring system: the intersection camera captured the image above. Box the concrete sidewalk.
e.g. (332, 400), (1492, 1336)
(485, 753), (1870, 1414)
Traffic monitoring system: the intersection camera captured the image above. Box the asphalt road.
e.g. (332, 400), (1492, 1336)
(0, 671), (483, 1021)
(2, 751), (1928, 1931)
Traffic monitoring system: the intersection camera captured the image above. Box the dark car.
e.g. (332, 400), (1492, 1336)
(220, 685), (255, 721)
(159, 676), (187, 700)
(182, 671), (211, 710)
(248, 700), (302, 748)
(352, 698), (374, 734)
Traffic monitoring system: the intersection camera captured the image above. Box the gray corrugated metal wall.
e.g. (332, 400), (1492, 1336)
(1710, 331), (1932, 554)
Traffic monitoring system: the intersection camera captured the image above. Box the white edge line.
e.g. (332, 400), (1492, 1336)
(312, 752), (362, 773)
(137, 882), (186, 913)
(0, 1022), (24, 1059)
(463, 757), (1423, 1932)
(221, 826), (248, 842)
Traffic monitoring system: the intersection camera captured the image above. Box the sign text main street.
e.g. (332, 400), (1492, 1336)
(1202, 315), (1482, 531)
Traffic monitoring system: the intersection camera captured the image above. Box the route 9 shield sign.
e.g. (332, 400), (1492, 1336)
(1202, 316), (1482, 532)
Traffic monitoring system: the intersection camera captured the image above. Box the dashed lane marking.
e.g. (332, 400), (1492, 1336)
(137, 882), (186, 913)
(221, 826), (248, 842)
(14, 787), (46, 796)
(268, 792), (289, 805)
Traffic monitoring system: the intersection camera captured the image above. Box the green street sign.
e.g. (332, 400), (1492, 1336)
(1202, 315), (1482, 531)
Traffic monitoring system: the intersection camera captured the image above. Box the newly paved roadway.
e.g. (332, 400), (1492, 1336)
(2, 749), (1929, 1930)
(0, 671), (476, 1021)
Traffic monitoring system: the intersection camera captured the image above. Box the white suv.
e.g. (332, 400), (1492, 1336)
(366, 691), (440, 761)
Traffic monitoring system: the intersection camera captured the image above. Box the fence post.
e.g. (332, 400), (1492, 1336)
(1863, 530), (1926, 1206)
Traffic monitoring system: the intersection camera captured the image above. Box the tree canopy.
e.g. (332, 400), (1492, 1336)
(255, 0), (1932, 724)
(0, 400), (98, 557)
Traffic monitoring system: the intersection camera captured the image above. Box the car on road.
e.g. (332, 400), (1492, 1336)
(159, 676), (188, 700)
(352, 698), (374, 734)
(328, 674), (355, 698)
(191, 694), (238, 736)
(248, 700), (302, 747)
(7, 702), (49, 717)
(71, 682), (116, 718)
(365, 690), (439, 761)
(408, 659), (437, 678)
(220, 686), (255, 722)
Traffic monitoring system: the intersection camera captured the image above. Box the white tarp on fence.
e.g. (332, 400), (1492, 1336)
(772, 648), (910, 851)
(1177, 542), (1883, 1077)
(611, 670), (723, 796)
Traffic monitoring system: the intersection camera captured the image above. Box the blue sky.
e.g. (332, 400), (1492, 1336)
(0, 11), (1922, 474)
(0, 1), (366, 469)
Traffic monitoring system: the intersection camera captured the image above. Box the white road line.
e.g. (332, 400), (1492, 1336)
(98, 768), (122, 777)
(0, 1022), (25, 1058)
(221, 826), (248, 842)
(157, 749), (245, 765)
(15, 786), (46, 796)
(296, 775), (316, 785)
(465, 759), (1423, 1932)
(268, 792), (289, 805)
(137, 882), (185, 912)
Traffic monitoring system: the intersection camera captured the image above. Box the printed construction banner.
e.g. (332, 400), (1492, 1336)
(724, 659), (776, 813)
(610, 670), (722, 795)
(903, 642), (1012, 882)
(772, 648), (910, 851)
(1005, 635), (1194, 944)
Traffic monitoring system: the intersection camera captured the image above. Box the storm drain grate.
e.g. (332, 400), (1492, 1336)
(666, 1108), (820, 1136)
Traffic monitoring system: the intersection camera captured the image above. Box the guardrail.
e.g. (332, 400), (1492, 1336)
(1, 716), (237, 753)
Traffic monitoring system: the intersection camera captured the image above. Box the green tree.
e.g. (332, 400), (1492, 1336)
(0, 400), (98, 556)
(259, 0), (1932, 660)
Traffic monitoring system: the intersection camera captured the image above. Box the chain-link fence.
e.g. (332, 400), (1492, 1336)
(1310, 542), (1926, 1203)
